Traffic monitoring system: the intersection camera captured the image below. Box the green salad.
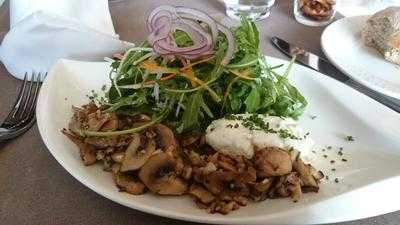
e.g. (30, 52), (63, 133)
(90, 12), (307, 135)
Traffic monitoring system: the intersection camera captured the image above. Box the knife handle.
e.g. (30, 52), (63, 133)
(345, 79), (400, 113)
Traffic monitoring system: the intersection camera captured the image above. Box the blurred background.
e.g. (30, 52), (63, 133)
(337, 0), (400, 16)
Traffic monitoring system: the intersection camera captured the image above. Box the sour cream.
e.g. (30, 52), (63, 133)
(205, 114), (314, 159)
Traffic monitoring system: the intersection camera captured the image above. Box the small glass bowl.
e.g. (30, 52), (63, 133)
(294, 0), (338, 26)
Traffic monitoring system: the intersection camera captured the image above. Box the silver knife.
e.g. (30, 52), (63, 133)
(271, 36), (400, 113)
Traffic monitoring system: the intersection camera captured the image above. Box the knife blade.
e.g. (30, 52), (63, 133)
(271, 36), (400, 113)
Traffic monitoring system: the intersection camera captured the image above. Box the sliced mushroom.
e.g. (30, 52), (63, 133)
(111, 152), (125, 163)
(138, 152), (187, 195)
(202, 162), (217, 174)
(288, 179), (302, 202)
(154, 124), (178, 151)
(121, 134), (155, 172)
(187, 150), (206, 166)
(182, 165), (193, 180)
(292, 157), (318, 189)
(180, 133), (202, 147)
(101, 113), (118, 131)
(62, 129), (97, 166)
(111, 163), (121, 174)
(255, 147), (292, 177)
(253, 178), (274, 192)
(113, 172), (146, 195)
(84, 135), (131, 148)
(272, 172), (302, 202)
(189, 184), (215, 204)
(87, 110), (111, 131)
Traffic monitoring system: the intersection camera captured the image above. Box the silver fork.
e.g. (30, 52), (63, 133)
(0, 72), (43, 143)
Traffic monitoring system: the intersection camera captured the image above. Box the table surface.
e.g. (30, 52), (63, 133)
(0, 0), (399, 224)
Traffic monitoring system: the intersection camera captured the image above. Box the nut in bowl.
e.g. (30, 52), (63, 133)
(294, 0), (337, 26)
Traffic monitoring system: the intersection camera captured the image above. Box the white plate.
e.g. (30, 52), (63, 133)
(36, 58), (400, 225)
(321, 15), (400, 100)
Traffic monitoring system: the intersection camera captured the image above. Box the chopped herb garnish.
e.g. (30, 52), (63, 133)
(226, 124), (233, 128)
(224, 114), (302, 140)
(345, 135), (355, 142)
(330, 160), (335, 164)
(331, 168), (336, 171)
(323, 154), (328, 158)
(341, 158), (348, 162)
(310, 115), (317, 120)
(327, 146), (332, 150)
(334, 178), (339, 183)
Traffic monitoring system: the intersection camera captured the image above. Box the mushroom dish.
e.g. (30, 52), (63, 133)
(62, 6), (324, 214)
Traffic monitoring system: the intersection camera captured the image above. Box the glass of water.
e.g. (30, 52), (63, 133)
(224, 0), (276, 21)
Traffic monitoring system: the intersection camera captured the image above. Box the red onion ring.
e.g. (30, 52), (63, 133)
(147, 6), (235, 65)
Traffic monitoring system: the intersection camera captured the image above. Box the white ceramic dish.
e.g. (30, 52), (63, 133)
(36, 58), (400, 225)
(321, 15), (400, 100)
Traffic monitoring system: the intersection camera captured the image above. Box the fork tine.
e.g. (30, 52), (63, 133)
(16, 72), (35, 120)
(2, 73), (28, 126)
(26, 73), (43, 121)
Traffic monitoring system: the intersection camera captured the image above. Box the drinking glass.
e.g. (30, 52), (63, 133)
(223, 0), (276, 21)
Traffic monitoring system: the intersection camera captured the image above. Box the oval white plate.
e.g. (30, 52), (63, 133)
(36, 57), (400, 225)
(322, 15), (400, 100)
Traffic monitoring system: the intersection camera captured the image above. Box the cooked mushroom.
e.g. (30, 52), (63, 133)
(154, 124), (178, 151)
(203, 170), (249, 198)
(62, 129), (97, 166)
(182, 165), (193, 180)
(138, 152), (187, 195)
(292, 157), (319, 189)
(87, 110), (112, 131)
(254, 147), (292, 177)
(113, 172), (146, 195)
(271, 172), (302, 200)
(111, 152), (125, 163)
(180, 133), (202, 147)
(111, 163), (121, 174)
(189, 184), (215, 204)
(187, 150), (206, 166)
(253, 178), (274, 192)
(84, 135), (131, 148)
(101, 113), (118, 131)
(121, 134), (156, 172)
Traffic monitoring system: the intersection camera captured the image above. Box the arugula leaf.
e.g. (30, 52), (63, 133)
(245, 84), (261, 113)
(173, 30), (194, 47)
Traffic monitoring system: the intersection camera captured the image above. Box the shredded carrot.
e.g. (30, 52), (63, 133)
(145, 73), (177, 84)
(139, 60), (176, 74)
(180, 56), (215, 71)
(228, 68), (255, 80)
(139, 59), (220, 102)
(180, 58), (197, 87)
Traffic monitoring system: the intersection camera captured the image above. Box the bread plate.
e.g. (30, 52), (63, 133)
(322, 15), (400, 100)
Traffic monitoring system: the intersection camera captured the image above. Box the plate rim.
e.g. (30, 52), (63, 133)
(321, 15), (400, 100)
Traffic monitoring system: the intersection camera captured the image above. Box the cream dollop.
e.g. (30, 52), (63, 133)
(205, 114), (314, 159)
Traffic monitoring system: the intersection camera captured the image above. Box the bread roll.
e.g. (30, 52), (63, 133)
(362, 7), (400, 65)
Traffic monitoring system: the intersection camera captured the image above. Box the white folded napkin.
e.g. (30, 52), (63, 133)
(0, 0), (134, 79)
